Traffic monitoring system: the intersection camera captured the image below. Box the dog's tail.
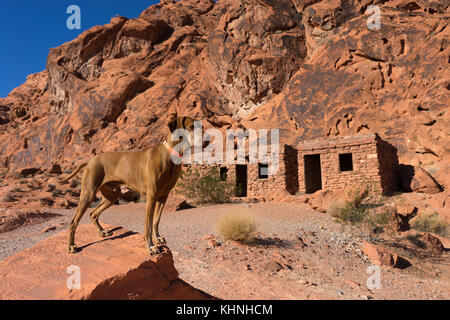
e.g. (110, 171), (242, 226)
(61, 162), (88, 182)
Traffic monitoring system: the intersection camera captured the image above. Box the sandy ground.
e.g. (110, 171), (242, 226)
(0, 202), (449, 300)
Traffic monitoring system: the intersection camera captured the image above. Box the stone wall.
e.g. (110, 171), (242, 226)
(181, 134), (398, 199)
(297, 134), (397, 195)
(185, 146), (292, 198)
(376, 135), (399, 195)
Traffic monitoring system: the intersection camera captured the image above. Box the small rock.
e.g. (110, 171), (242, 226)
(298, 277), (308, 285)
(264, 260), (283, 273)
(42, 226), (57, 233)
(49, 163), (62, 175)
(208, 239), (221, 248)
(39, 198), (54, 207)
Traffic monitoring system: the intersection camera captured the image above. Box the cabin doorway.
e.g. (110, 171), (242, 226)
(235, 165), (247, 197)
(304, 154), (322, 194)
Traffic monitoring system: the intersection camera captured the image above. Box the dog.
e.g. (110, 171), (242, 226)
(62, 115), (198, 255)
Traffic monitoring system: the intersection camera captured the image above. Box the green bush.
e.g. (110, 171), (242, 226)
(331, 183), (394, 239)
(176, 167), (236, 204)
(217, 208), (257, 243)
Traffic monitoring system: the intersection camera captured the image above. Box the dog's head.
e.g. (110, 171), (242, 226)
(167, 115), (209, 149)
(167, 115), (196, 134)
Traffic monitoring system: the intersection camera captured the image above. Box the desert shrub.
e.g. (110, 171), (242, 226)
(176, 167), (235, 204)
(330, 182), (394, 239)
(333, 185), (371, 225)
(216, 207), (257, 243)
(412, 211), (449, 237)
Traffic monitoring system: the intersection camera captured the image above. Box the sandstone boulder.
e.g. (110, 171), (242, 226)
(0, 224), (213, 300)
(391, 203), (418, 232)
(420, 233), (445, 254)
(362, 241), (410, 269)
(400, 166), (443, 194)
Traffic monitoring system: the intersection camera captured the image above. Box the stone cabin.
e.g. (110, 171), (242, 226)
(188, 133), (399, 198)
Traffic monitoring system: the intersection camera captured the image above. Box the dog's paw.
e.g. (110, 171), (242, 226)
(148, 245), (161, 255)
(68, 245), (78, 254)
(156, 236), (167, 246)
(99, 230), (112, 238)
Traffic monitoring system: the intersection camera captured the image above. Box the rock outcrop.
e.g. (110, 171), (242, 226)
(0, 224), (213, 300)
(362, 240), (411, 268)
(0, 0), (448, 191)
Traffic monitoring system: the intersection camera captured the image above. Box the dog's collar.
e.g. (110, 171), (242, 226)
(163, 137), (183, 158)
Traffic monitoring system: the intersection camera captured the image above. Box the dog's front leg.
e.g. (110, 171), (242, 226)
(145, 186), (160, 255)
(152, 194), (169, 247)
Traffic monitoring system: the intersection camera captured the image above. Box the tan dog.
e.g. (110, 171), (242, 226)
(62, 116), (197, 255)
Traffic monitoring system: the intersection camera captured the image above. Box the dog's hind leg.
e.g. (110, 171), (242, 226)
(152, 194), (169, 247)
(68, 167), (103, 254)
(90, 185), (120, 238)
(68, 190), (95, 254)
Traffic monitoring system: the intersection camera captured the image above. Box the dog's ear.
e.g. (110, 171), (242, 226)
(167, 115), (178, 132)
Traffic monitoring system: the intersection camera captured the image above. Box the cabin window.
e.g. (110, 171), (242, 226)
(339, 153), (353, 172)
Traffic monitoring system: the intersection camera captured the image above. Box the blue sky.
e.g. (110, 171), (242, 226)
(0, 1), (159, 98)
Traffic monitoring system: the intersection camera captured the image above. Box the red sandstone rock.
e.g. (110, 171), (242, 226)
(409, 167), (443, 194)
(420, 233), (445, 254)
(264, 260), (283, 273)
(390, 203), (418, 232)
(0, 209), (60, 234)
(395, 203), (418, 219)
(0, 224), (213, 300)
(362, 241), (410, 269)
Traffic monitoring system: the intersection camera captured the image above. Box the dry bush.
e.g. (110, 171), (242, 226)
(412, 211), (449, 237)
(216, 207), (257, 243)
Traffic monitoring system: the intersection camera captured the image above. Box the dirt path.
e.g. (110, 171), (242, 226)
(0, 202), (448, 300)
